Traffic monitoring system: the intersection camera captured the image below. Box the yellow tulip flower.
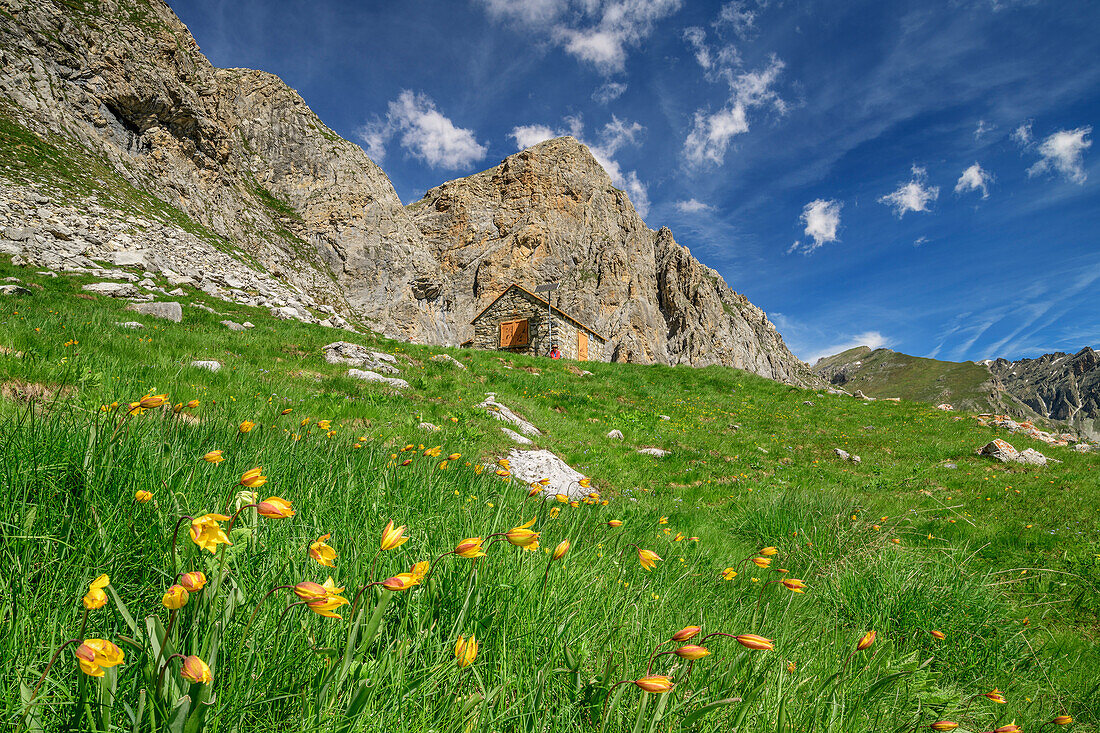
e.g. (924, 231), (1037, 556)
(637, 548), (662, 571)
(135, 490), (152, 503)
(239, 421), (256, 434)
(735, 633), (774, 651)
(634, 675), (674, 693)
(180, 655), (213, 684)
(380, 520), (409, 550)
(75, 639), (124, 677)
(455, 635), (478, 667)
(257, 496), (294, 519)
(82, 575), (110, 610)
(189, 514), (232, 553)
(239, 467), (266, 488)
(162, 584), (188, 610)
(674, 644), (710, 660)
(505, 517), (539, 548)
(203, 450), (224, 464)
(180, 571), (207, 592)
(310, 534), (337, 568)
(856, 630), (876, 650)
(671, 626), (701, 641)
(552, 540), (570, 561)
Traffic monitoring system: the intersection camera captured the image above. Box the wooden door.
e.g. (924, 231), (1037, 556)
(500, 319), (529, 348)
(577, 331), (588, 361)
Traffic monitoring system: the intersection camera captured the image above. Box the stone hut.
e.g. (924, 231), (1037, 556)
(470, 284), (607, 361)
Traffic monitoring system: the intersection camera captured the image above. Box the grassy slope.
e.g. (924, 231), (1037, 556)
(1, 259), (1098, 732)
(815, 348), (1034, 415)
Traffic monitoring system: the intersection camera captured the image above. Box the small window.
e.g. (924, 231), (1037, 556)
(500, 319), (529, 348)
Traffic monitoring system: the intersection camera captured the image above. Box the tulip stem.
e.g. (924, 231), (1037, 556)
(645, 641), (669, 674)
(155, 653), (185, 700)
(158, 609), (178, 668)
(420, 551), (456, 587)
(348, 582), (383, 618)
(241, 585), (295, 642)
(77, 609), (88, 642)
(23, 637), (81, 711)
(600, 680), (634, 731)
(167, 515), (194, 575)
(227, 503), (258, 532)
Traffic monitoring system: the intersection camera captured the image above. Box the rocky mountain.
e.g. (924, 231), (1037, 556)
(814, 346), (1100, 439)
(989, 348), (1100, 439)
(0, 0), (816, 386)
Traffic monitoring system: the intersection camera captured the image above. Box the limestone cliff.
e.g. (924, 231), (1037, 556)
(0, 0), (816, 386)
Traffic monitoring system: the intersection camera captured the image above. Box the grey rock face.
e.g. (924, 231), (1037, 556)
(115, 321), (144, 329)
(221, 320), (246, 331)
(323, 341), (400, 374)
(84, 282), (140, 298)
(991, 348), (1100, 440)
(346, 368), (409, 389)
(0, 284), (32, 295)
(126, 301), (183, 322)
(429, 353), (466, 370)
(607, 429), (624, 440)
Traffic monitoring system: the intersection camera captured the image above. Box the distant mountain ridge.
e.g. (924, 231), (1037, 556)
(813, 346), (1100, 439)
(0, 0), (818, 386)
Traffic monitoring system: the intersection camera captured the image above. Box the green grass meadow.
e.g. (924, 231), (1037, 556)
(1, 258), (1098, 732)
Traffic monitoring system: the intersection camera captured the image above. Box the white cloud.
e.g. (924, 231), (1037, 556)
(789, 198), (842, 254)
(478, 0), (682, 74)
(684, 106), (749, 166)
(806, 331), (893, 365)
(974, 119), (995, 139)
(510, 124), (559, 150)
(954, 162), (992, 198)
(1011, 121), (1033, 146)
(717, 0), (756, 39)
(683, 56), (785, 167)
(592, 81), (627, 104)
(357, 90), (486, 170)
(1027, 126), (1092, 184)
(507, 114), (651, 216)
(879, 165), (940, 217)
(674, 198), (713, 213)
(682, 26), (712, 69)
(914, 236), (929, 247)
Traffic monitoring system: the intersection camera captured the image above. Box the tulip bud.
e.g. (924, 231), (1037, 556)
(186, 400), (200, 409)
(985, 689), (1006, 704)
(506, 517), (540, 548)
(281, 408), (293, 415)
(203, 450), (224, 464)
(930, 722), (959, 731)
(608, 520), (623, 527)
(674, 644), (710, 660)
(671, 626), (701, 641)
(527, 486), (542, 498)
(239, 421), (255, 434)
(135, 490), (152, 503)
(382, 573), (418, 591)
(180, 571), (207, 591)
(552, 540), (570, 561)
(781, 578), (807, 593)
(931, 630), (945, 640)
(257, 496), (295, 518)
(180, 655), (213, 684)
(735, 633), (774, 650)
(633, 675), (674, 693)
(455, 537), (487, 559)
(1052, 716), (1072, 725)
(139, 394), (168, 409)
(293, 581), (328, 601)
(760, 546), (778, 556)
(162, 584), (188, 610)
(856, 630), (876, 650)
(994, 724), (1021, 733)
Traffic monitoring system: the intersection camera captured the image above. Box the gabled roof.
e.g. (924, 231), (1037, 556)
(470, 284), (607, 341)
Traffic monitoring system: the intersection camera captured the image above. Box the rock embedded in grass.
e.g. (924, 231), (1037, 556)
(190, 360), (221, 372)
(126, 301), (183, 322)
(346, 368), (409, 389)
(221, 320), (246, 331)
(479, 393), (540, 436)
(83, 281), (140, 298)
(429, 353), (466, 370)
(115, 321), (144, 329)
(637, 447), (671, 457)
(501, 427), (533, 445)
(607, 429), (624, 440)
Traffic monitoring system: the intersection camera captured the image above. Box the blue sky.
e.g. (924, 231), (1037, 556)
(172, 0), (1099, 364)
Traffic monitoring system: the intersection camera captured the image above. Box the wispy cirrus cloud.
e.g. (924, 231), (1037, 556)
(477, 0), (682, 74)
